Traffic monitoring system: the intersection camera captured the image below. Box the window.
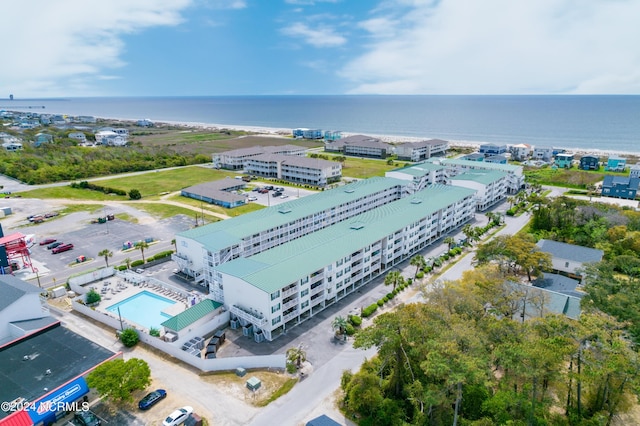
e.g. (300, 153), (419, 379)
(271, 303), (281, 313)
(565, 261), (570, 268)
(300, 276), (309, 285)
(301, 289), (309, 297)
(272, 316), (281, 326)
(271, 291), (280, 300)
(301, 301), (309, 309)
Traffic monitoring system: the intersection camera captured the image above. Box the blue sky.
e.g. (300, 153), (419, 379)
(1, 0), (639, 97)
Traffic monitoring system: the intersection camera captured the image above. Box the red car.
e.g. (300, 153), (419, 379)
(52, 243), (73, 254)
(39, 238), (56, 246)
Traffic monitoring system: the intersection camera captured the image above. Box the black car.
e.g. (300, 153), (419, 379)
(47, 241), (63, 250)
(272, 191), (282, 197)
(138, 389), (167, 410)
(74, 410), (101, 426)
(264, 185), (274, 190)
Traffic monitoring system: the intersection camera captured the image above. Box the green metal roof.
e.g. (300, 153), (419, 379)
(161, 299), (222, 331)
(389, 163), (445, 177)
(177, 177), (405, 251)
(215, 184), (476, 294)
(438, 158), (521, 172)
(451, 170), (507, 185)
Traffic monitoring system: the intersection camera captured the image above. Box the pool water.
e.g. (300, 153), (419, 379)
(107, 290), (176, 329)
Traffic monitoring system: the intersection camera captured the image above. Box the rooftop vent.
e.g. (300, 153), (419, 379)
(350, 222), (365, 230)
(344, 188), (355, 193)
(278, 208), (292, 214)
(411, 198), (423, 204)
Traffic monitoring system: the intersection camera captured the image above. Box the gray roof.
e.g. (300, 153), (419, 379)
(331, 134), (393, 150)
(510, 282), (582, 320)
(602, 175), (640, 188)
(536, 239), (604, 263)
(0, 275), (42, 311)
(181, 179), (246, 203)
(397, 139), (448, 149)
(0, 322), (116, 416)
(250, 153), (339, 169)
(216, 144), (306, 157)
(533, 273), (583, 297)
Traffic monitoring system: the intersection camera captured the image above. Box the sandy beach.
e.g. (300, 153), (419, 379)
(148, 118), (640, 160)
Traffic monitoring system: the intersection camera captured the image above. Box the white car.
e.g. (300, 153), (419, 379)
(162, 406), (193, 426)
(247, 196), (257, 201)
(280, 194), (289, 199)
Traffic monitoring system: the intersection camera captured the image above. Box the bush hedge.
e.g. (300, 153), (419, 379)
(362, 303), (378, 317)
(345, 324), (355, 336)
(349, 315), (362, 327)
(416, 271), (424, 279)
(131, 259), (144, 267)
(377, 299), (385, 307)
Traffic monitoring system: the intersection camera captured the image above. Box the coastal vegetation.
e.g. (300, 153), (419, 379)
(523, 165), (620, 189)
(341, 266), (640, 425)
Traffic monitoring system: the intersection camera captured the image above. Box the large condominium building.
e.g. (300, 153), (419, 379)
(450, 170), (508, 211)
(244, 154), (342, 187)
(173, 177), (407, 297)
(385, 163), (448, 192)
(428, 158), (525, 194)
(395, 139), (449, 161)
(212, 145), (307, 170)
(325, 134), (393, 159)
(215, 184), (476, 341)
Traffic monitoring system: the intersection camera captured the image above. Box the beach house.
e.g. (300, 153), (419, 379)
(601, 175), (640, 200)
(68, 131), (87, 144)
(532, 146), (554, 162)
(479, 143), (507, 157)
(579, 155), (599, 170)
(33, 133), (53, 147)
(554, 153), (574, 169)
(630, 164), (640, 179)
(605, 156), (626, 172)
(510, 143), (532, 161)
(536, 239), (604, 282)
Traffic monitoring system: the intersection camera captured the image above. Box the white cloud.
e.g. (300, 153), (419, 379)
(341, 0), (640, 94)
(285, 0), (339, 5)
(0, 0), (193, 97)
(281, 22), (347, 47)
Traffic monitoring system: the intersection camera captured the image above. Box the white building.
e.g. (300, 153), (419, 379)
(532, 146), (554, 162)
(68, 132), (87, 143)
(510, 143), (532, 161)
(325, 134), (393, 158)
(244, 154), (342, 187)
(385, 163), (447, 192)
(95, 131), (127, 146)
(395, 139), (448, 161)
(173, 177), (407, 292)
(215, 184), (476, 341)
(450, 170), (508, 211)
(428, 158), (525, 194)
(213, 145), (307, 170)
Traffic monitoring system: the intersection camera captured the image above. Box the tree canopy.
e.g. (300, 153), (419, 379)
(86, 358), (151, 404)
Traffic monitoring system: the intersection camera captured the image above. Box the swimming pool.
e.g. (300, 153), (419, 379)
(107, 290), (176, 329)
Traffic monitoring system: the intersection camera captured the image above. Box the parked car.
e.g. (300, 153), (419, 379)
(264, 185), (274, 190)
(73, 410), (101, 426)
(47, 241), (63, 250)
(247, 196), (258, 201)
(52, 243), (73, 254)
(280, 194), (289, 199)
(258, 188), (269, 194)
(275, 187), (284, 192)
(162, 406), (193, 426)
(39, 238), (56, 246)
(251, 187), (259, 192)
(272, 191), (282, 197)
(138, 389), (167, 410)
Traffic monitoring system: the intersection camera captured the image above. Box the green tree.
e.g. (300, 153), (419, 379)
(128, 188), (141, 200)
(120, 328), (139, 347)
(443, 236), (456, 251)
(384, 270), (404, 292)
(98, 248), (113, 267)
(332, 315), (348, 336)
(122, 257), (132, 270)
(134, 241), (149, 263)
(410, 255), (426, 279)
(86, 288), (101, 304)
(286, 345), (306, 369)
(86, 358), (151, 404)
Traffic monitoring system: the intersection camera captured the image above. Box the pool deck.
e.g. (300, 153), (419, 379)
(90, 277), (202, 331)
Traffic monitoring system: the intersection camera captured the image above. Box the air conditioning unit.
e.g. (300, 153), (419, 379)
(164, 332), (178, 342)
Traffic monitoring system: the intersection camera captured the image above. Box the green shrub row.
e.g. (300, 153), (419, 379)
(147, 250), (173, 262)
(71, 180), (127, 196)
(362, 303), (378, 317)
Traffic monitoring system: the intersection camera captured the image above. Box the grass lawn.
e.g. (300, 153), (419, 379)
(166, 194), (265, 217)
(133, 202), (222, 222)
(524, 166), (605, 189)
(18, 186), (129, 201)
(336, 156), (408, 178)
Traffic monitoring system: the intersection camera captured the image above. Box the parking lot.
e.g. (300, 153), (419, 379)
(243, 183), (318, 207)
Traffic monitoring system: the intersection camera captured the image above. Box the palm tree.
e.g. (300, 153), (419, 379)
(123, 257), (132, 270)
(443, 236), (456, 251)
(286, 346), (307, 368)
(98, 249), (113, 267)
(134, 241), (149, 263)
(171, 238), (177, 252)
(384, 270), (404, 291)
(332, 315), (348, 336)
(507, 196), (515, 209)
(410, 255), (426, 279)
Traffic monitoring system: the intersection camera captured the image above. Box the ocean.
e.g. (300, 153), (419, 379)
(3, 95), (640, 154)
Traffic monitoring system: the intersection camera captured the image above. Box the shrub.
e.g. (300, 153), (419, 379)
(406, 278), (413, 285)
(286, 362), (297, 374)
(423, 266), (432, 273)
(392, 289), (398, 295)
(345, 324), (355, 336)
(442, 253), (450, 260)
(362, 303), (378, 317)
(120, 328), (139, 347)
(131, 259), (144, 267)
(128, 189), (142, 200)
(86, 289), (101, 304)
(349, 315), (362, 327)
(506, 208), (516, 216)
(149, 327), (160, 337)
(448, 249), (457, 257)
(433, 258), (442, 267)
(386, 292), (394, 299)
(377, 299), (385, 307)
(416, 271), (424, 279)
(116, 265), (127, 271)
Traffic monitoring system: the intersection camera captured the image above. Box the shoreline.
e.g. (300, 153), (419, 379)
(151, 118), (640, 159)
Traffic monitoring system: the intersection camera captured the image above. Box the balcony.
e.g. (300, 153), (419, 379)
(283, 298), (298, 310)
(230, 305), (267, 328)
(282, 286), (298, 298)
(284, 310), (299, 322)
